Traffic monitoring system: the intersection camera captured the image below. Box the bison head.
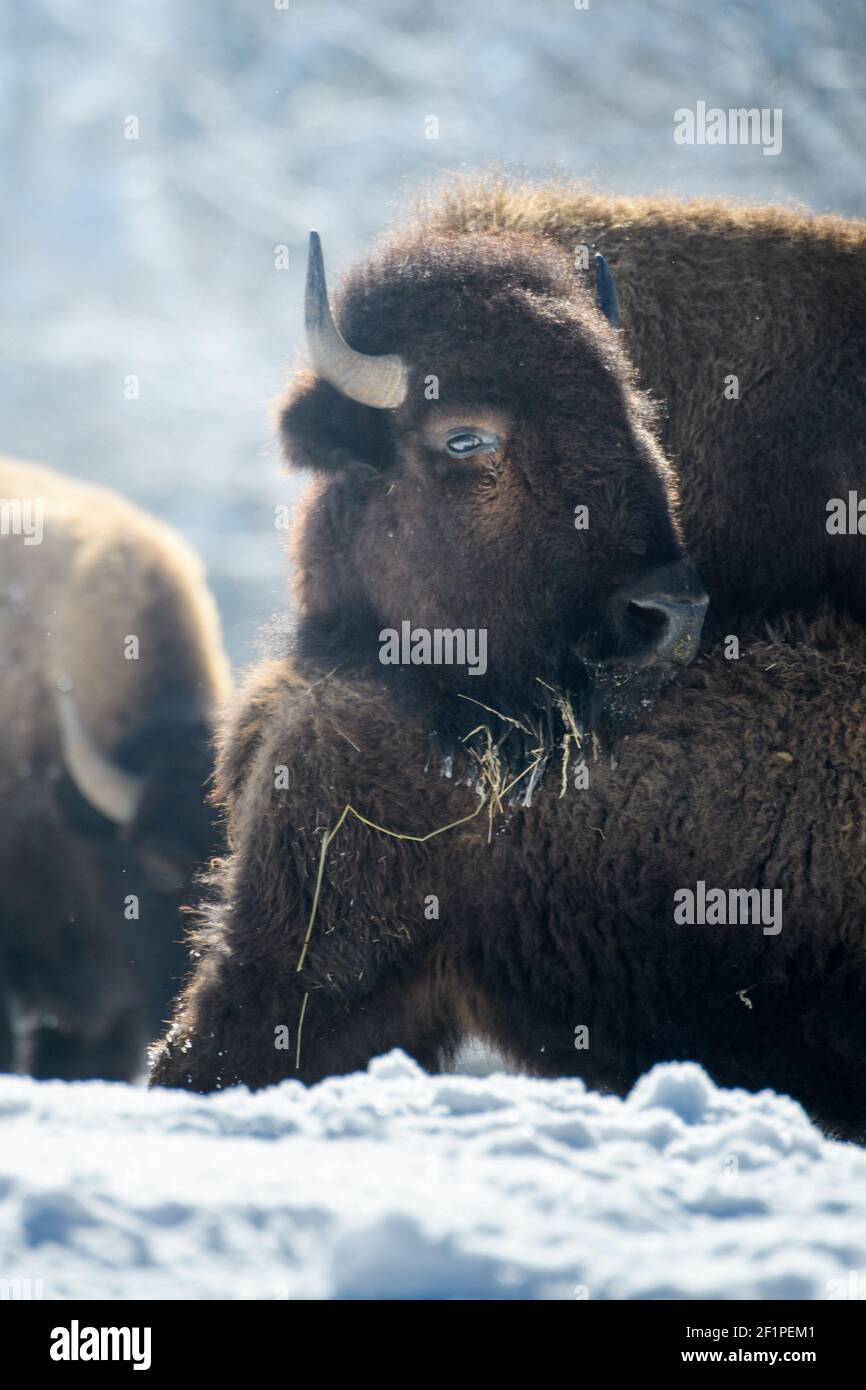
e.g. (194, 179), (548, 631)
(280, 230), (706, 738)
(55, 689), (219, 894)
(53, 689), (221, 1031)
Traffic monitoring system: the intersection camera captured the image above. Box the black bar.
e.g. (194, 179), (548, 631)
(6, 1298), (859, 1374)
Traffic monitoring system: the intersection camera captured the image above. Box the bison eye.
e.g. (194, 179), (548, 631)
(443, 429), (498, 458)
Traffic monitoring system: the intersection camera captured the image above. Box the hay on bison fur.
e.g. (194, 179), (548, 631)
(151, 611), (866, 1142)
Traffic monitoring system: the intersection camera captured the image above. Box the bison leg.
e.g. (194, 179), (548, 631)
(149, 946), (460, 1093)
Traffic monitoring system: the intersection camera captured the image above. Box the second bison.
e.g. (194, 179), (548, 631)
(0, 458), (230, 1079)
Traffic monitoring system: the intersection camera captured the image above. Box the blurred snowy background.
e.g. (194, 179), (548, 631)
(3, 0), (865, 663)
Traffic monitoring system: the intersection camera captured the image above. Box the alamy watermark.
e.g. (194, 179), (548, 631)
(827, 492), (866, 534)
(50, 1321), (151, 1370)
(674, 102), (782, 157)
(0, 496), (43, 545)
(379, 621), (487, 676)
(0, 1277), (44, 1299)
(674, 881), (782, 936)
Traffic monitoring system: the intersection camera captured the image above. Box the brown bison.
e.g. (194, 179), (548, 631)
(151, 186), (866, 1137)
(0, 458), (230, 1079)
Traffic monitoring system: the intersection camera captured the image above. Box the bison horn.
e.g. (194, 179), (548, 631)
(305, 231), (408, 409)
(56, 684), (144, 826)
(594, 253), (621, 328)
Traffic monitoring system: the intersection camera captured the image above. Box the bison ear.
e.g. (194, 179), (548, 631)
(594, 253), (621, 328)
(279, 375), (394, 473)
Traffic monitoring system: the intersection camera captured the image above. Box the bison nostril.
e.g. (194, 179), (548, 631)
(628, 597), (698, 665)
(630, 598), (708, 665)
(626, 597), (669, 638)
(605, 561), (709, 669)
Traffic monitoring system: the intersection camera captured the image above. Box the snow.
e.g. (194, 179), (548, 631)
(2, 1051), (866, 1300)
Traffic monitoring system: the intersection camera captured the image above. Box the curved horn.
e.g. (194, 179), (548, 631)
(56, 683), (144, 826)
(305, 231), (408, 409)
(594, 253), (621, 328)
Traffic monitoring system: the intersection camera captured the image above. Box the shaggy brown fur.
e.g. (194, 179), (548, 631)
(0, 458), (230, 1079)
(151, 611), (866, 1141)
(151, 184), (866, 1136)
(419, 176), (866, 627)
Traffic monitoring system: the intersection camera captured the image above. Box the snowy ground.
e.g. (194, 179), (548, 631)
(2, 1051), (866, 1301)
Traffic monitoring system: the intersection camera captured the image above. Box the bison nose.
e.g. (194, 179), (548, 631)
(614, 561), (709, 667)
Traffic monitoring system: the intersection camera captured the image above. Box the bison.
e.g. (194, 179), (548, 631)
(0, 457), (230, 1079)
(150, 189), (866, 1137)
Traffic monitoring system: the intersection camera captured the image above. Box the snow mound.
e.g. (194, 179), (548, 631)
(2, 1052), (865, 1300)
